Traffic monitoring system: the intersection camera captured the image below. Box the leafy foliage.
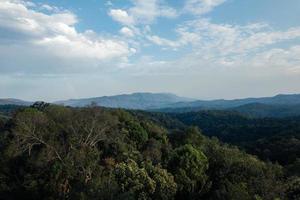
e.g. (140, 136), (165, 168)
(163, 111), (300, 167)
(168, 144), (209, 199)
(0, 104), (298, 199)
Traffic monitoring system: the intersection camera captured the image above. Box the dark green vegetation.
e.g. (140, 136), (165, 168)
(153, 103), (300, 118)
(0, 105), (26, 118)
(147, 93), (300, 118)
(162, 111), (300, 167)
(134, 109), (300, 170)
(0, 104), (300, 199)
(161, 94), (300, 110)
(229, 103), (300, 118)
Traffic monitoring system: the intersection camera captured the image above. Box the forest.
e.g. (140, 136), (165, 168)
(0, 103), (300, 199)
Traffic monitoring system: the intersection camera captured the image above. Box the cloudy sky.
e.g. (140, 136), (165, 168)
(1, 0), (300, 101)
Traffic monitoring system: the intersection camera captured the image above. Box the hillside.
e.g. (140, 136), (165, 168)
(161, 110), (300, 166)
(0, 105), (26, 117)
(55, 92), (194, 109)
(0, 104), (293, 199)
(3, 93), (300, 119)
(229, 103), (300, 118)
(0, 98), (32, 106)
(152, 94), (300, 118)
(162, 94), (300, 110)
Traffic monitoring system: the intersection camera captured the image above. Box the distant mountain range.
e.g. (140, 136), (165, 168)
(152, 94), (300, 118)
(229, 103), (300, 118)
(0, 98), (32, 106)
(54, 92), (195, 109)
(1, 93), (300, 118)
(161, 94), (300, 109)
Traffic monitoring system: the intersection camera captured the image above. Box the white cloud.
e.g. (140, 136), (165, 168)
(35, 35), (132, 60)
(0, 0), (134, 74)
(109, 0), (178, 26)
(147, 18), (300, 64)
(249, 45), (300, 70)
(40, 4), (60, 12)
(105, 1), (113, 7)
(184, 0), (227, 15)
(120, 27), (135, 37)
(186, 19), (300, 62)
(108, 9), (135, 26)
(1, 1), (300, 101)
(129, 0), (178, 24)
(139, 16), (300, 91)
(147, 28), (201, 49)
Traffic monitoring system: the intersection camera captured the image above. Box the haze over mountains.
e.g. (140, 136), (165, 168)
(163, 94), (300, 109)
(55, 93), (195, 109)
(55, 93), (300, 118)
(0, 98), (32, 106)
(1, 93), (300, 118)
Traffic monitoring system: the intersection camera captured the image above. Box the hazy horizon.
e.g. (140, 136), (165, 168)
(1, 0), (300, 101)
(2, 91), (300, 103)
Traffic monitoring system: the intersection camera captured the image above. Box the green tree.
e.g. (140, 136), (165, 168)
(202, 139), (284, 200)
(145, 163), (177, 200)
(168, 144), (209, 199)
(285, 177), (300, 200)
(113, 159), (156, 200)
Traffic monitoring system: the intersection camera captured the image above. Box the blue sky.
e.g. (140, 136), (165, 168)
(0, 0), (300, 101)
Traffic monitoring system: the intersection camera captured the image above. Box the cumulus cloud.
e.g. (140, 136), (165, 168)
(129, 0), (178, 24)
(109, 0), (178, 26)
(138, 15), (300, 96)
(184, 0), (227, 15)
(146, 18), (300, 65)
(40, 4), (61, 12)
(120, 27), (135, 37)
(187, 19), (300, 63)
(2, 0), (300, 100)
(248, 45), (300, 70)
(147, 28), (201, 49)
(108, 9), (135, 26)
(0, 0), (134, 74)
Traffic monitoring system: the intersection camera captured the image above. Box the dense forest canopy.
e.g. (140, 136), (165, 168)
(164, 111), (300, 167)
(0, 103), (299, 199)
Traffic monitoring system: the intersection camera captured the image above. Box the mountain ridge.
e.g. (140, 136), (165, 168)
(0, 98), (32, 106)
(2, 93), (300, 115)
(54, 92), (195, 109)
(163, 93), (300, 109)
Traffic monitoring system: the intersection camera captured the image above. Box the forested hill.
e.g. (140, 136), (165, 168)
(143, 110), (300, 172)
(3, 93), (300, 118)
(167, 110), (300, 144)
(0, 98), (32, 106)
(0, 105), (26, 118)
(163, 94), (300, 109)
(149, 93), (300, 118)
(229, 103), (300, 118)
(55, 92), (194, 109)
(152, 103), (300, 118)
(1, 103), (299, 199)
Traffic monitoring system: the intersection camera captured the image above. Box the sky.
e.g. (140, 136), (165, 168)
(0, 0), (300, 101)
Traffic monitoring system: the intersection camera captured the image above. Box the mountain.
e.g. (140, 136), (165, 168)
(150, 94), (300, 118)
(55, 92), (195, 109)
(0, 98), (32, 106)
(229, 103), (300, 118)
(2, 93), (300, 118)
(157, 94), (300, 110)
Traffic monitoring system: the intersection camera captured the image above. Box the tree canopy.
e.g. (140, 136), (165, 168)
(0, 104), (298, 199)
